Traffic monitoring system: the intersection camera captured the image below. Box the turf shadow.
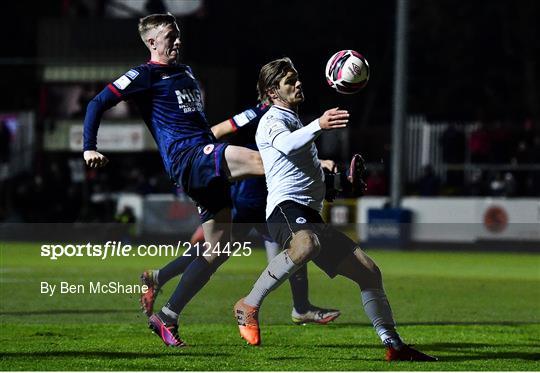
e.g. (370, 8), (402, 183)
(31, 332), (65, 337)
(0, 309), (137, 316)
(314, 343), (381, 349)
(422, 341), (540, 349)
(438, 351), (540, 362)
(412, 342), (540, 362)
(314, 341), (540, 362)
(0, 351), (232, 359)
(266, 356), (305, 361)
(329, 321), (540, 327)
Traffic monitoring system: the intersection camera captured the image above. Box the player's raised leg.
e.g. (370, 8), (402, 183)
(149, 139), (239, 346)
(140, 145), (264, 316)
(149, 144), (262, 346)
(223, 145), (264, 180)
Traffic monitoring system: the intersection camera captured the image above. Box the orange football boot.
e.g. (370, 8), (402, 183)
(234, 298), (261, 346)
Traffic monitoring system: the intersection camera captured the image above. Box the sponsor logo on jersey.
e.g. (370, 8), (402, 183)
(296, 217), (307, 224)
(125, 69), (139, 80)
(175, 88), (204, 113)
(112, 75), (132, 90)
(203, 144), (215, 155)
(160, 73), (171, 79)
(175, 88), (202, 104)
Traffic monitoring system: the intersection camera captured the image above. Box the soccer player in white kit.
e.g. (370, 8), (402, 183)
(233, 57), (436, 362)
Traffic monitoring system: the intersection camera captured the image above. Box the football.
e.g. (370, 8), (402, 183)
(325, 50), (370, 94)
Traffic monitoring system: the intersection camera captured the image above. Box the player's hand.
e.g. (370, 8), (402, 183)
(319, 107), (349, 130)
(320, 159), (338, 173)
(84, 150), (109, 168)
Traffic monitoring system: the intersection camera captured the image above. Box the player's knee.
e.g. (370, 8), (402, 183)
(360, 258), (382, 288)
(347, 248), (383, 288)
(360, 252), (379, 274)
(289, 230), (321, 263)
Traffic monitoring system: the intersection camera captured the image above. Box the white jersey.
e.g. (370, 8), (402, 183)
(255, 105), (325, 218)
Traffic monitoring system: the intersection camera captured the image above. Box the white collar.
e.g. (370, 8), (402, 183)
(273, 104), (298, 117)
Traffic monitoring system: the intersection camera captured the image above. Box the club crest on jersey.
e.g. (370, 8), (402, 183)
(203, 144), (214, 155)
(296, 217), (307, 224)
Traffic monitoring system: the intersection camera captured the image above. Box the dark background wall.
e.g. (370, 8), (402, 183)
(2, 0), (539, 123)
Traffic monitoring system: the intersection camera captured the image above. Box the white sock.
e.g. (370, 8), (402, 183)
(245, 251), (299, 307)
(264, 240), (281, 262)
(361, 288), (401, 344)
(161, 306), (178, 320)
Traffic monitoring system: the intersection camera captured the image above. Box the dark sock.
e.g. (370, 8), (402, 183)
(165, 257), (216, 315)
(289, 265), (310, 313)
(157, 246), (197, 285)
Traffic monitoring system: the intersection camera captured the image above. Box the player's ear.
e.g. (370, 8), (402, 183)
(268, 88), (277, 100)
(147, 38), (157, 50)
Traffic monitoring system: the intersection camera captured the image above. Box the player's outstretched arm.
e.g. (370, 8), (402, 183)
(271, 119), (321, 156)
(84, 150), (109, 168)
(211, 106), (266, 140)
(82, 86), (121, 168)
(270, 108), (349, 156)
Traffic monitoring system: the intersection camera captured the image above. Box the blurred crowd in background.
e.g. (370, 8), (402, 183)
(2, 116), (538, 223)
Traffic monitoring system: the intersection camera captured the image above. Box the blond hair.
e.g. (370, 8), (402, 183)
(138, 13), (177, 47)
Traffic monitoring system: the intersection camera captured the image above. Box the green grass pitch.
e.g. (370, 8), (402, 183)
(1, 242), (539, 370)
